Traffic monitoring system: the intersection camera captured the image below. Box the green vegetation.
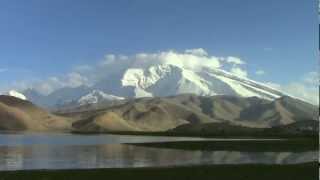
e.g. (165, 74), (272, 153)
(0, 163), (317, 180)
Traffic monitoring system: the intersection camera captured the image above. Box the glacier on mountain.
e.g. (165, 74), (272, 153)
(78, 90), (124, 105)
(20, 49), (300, 108)
(6, 90), (27, 100)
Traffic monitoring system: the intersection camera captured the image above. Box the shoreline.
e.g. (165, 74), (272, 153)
(0, 129), (317, 139)
(127, 138), (318, 152)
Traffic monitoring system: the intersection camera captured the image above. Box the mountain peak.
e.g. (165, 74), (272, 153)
(7, 90), (27, 101)
(21, 61), (294, 108)
(78, 90), (124, 106)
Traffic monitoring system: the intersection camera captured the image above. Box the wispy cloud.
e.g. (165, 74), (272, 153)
(225, 56), (246, 65)
(20, 49), (235, 94)
(265, 71), (319, 105)
(263, 47), (273, 51)
(4, 48), (317, 105)
(230, 66), (248, 78)
(73, 65), (93, 72)
(302, 71), (318, 85)
(255, 70), (266, 75)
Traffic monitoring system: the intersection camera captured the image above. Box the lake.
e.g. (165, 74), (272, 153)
(0, 132), (316, 171)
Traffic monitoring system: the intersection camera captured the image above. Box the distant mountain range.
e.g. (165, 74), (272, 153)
(71, 94), (318, 133)
(20, 63), (293, 109)
(1, 57), (317, 135)
(0, 94), (317, 135)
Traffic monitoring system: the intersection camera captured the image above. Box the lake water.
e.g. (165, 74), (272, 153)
(0, 132), (316, 171)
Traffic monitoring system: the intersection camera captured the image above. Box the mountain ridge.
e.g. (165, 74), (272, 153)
(19, 63), (301, 109)
(0, 94), (317, 135)
(69, 94), (318, 133)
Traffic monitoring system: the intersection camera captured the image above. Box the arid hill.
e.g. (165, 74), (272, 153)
(1, 94), (316, 133)
(0, 95), (71, 131)
(71, 94), (318, 133)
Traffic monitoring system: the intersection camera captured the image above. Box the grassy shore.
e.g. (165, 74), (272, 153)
(128, 138), (318, 152)
(0, 163), (317, 180)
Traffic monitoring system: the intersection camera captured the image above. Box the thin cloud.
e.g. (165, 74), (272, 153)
(73, 65), (93, 72)
(303, 71), (318, 85)
(7, 48), (317, 105)
(265, 71), (319, 105)
(230, 66), (248, 78)
(22, 49), (236, 94)
(255, 70), (266, 75)
(225, 56), (246, 65)
(263, 47), (273, 51)
(185, 48), (208, 56)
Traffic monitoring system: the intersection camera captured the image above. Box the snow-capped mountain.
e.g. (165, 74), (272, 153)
(23, 60), (290, 108)
(95, 64), (285, 100)
(5, 90), (27, 100)
(24, 85), (92, 108)
(78, 90), (124, 106)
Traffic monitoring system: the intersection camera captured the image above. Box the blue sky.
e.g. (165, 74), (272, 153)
(0, 0), (318, 101)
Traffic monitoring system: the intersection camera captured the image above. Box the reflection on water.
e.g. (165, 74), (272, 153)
(0, 144), (316, 171)
(0, 133), (316, 171)
(0, 132), (283, 146)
